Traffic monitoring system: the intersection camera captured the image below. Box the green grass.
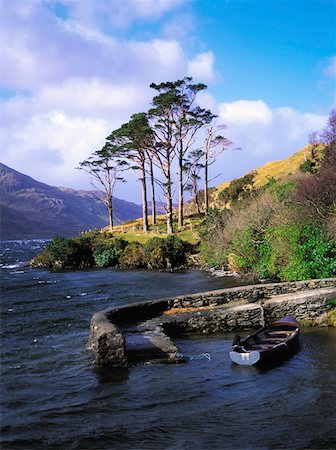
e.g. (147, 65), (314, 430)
(110, 215), (202, 245)
(328, 297), (336, 306)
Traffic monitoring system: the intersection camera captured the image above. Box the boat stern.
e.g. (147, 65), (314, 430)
(229, 350), (261, 366)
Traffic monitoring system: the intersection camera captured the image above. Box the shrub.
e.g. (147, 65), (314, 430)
(30, 249), (54, 269)
(299, 159), (316, 174)
(144, 237), (167, 270)
(273, 180), (296, 203)
(265, 223), (336, 281)
(119, 242), (145, 269)
(144, 236), (192, 270)
(219, 172), (255, 204)
(36, 235), (94, 269)
(92, 237), (128, 268)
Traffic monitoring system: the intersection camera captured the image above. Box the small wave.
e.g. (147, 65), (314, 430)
(2, 263), (26, 269)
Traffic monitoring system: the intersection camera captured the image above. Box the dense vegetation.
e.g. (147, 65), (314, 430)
(199, 111), (336, 281)
(31, 233), (195, 271)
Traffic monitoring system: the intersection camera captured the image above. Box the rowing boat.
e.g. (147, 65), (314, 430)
(229, 316), (300, 366)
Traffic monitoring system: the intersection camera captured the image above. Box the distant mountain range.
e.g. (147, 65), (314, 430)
(0, 163), (142, 240)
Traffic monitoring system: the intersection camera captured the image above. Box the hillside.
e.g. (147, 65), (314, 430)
(0, 163), (142, 240)
(209, 144), (320, 206)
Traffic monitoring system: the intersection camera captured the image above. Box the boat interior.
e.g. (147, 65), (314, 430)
(244, 326), (298, 350)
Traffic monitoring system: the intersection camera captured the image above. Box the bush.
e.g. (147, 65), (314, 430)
(219, 172), (255, 204)
(92, 237), (128, 268)
(264, 223), (336, 281)
(119, 242), (145, 269)
(299, 159), (316, 173)
(144, 237), (167, 270)
(33, 235), (94, 269)
(144, 236), (192, 270)
(30, 249), (54, 269)
(272, 180), (295, 203)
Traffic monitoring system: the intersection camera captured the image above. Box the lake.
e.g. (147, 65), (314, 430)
(1, 240), (335, 449)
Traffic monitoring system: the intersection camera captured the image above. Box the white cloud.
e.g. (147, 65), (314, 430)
(188, 51), (217, 82)
(1, 110), (109, 189)
(219, 100), (273, 126)
(216, 100), (326, 175)
(0, 1), (188, 91)
(62, 0), (185, 29)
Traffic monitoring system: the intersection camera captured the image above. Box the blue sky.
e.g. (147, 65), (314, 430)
(0, 0), (335, 202)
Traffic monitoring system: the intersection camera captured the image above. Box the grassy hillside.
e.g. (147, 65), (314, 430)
(110, 143), (322, 239)
(211, 144), (321, 206)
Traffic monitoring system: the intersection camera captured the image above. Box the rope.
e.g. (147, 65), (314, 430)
(174, 352), (211, 362)
(189, 353), (211, 361)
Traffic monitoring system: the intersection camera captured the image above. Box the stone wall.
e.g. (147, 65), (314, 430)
(89, 278), (336, 367)
(168, 278), (336, 309)
(160, 287), (336, 336)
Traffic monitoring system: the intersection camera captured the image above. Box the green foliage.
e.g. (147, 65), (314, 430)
(144, 235), (192, 270)
(219, 172), (255, 204)
(329, 298), (336, 306)
(272, 180), (295, 203)
(119, 242), (145, 269)
(299, 159), (316, 174)
(227, 222), (336, 281)
(92, 237), (128, 267)
(39, 235), (94, 269)
(199, 241), (226, 269)
(31, 231), (195, 271)
(201, 167), (336, 281)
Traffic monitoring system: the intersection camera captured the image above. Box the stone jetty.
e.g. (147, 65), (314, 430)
(89, 278), (336, 367)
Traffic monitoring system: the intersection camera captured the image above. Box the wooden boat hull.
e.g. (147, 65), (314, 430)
(230, 316), (300, 366)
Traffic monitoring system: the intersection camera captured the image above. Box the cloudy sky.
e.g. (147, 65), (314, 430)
(1, 0), (335, 202)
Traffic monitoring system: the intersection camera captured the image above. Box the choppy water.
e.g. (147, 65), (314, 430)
(1, 240), (335, 449)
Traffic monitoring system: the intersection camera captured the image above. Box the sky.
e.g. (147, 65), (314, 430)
(1, 0), (335, 203)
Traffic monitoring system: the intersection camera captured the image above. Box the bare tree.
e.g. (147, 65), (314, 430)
(184, 148), (204, 214)
(203, 121), (234, 213)
(146, 149), (157, 225)
(78, 144), (128, 232)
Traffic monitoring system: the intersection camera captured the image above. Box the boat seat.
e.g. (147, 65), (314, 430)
(252, 344), (274, 350)
(267, 331), (292, 337)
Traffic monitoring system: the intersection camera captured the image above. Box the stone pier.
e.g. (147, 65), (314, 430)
(89, 278), (336, 367)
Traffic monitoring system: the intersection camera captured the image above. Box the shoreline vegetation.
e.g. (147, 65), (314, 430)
(31, 110), (336, 283)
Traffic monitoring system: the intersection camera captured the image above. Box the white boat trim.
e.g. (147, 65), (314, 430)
(229, 350), (261, 366)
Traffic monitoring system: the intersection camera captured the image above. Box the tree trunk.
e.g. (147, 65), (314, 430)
(178, 153), (184, 228)
(166, 163), (173, 235)
(107, 197), (113, 232)
(204, 156), (209, 214)
(166, 190), (173, 235)
(149, 158), (156, 225)
(141, 158), (149, 233)
(194, 179), (200, 214)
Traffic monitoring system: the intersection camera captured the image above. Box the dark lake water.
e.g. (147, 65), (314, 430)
(1, 240), (336, 449)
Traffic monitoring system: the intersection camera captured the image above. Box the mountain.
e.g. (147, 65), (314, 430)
(0, 163), (142, 240)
